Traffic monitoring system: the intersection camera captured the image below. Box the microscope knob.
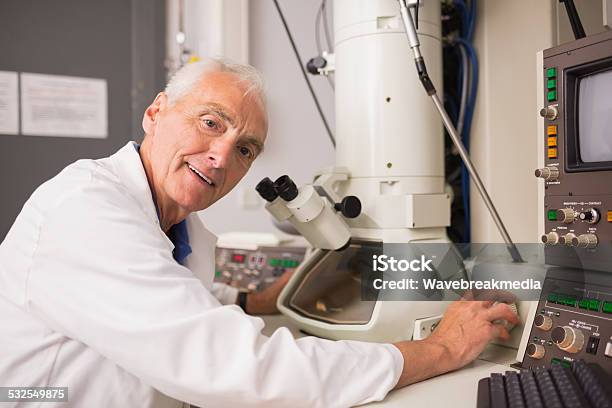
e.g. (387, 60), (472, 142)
(493, 302), (519, 332)
(551, 326), (585, 353)
(306, 57), (327, 75)
(572, 233), (598, 249)
(534, 166), (559, 181)
(578, 208), (600, 224)
(556, 208), (576, 224)
(334, 196), (362, 219)
(539, 106), (558, 120)
(534, 314), (553, 331)
(526, 343), (546, 360)
(541, 232), (559, 246)
(559, 233), (576, 246)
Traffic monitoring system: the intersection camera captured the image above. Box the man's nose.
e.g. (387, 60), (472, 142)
(206, 137), (233, 169)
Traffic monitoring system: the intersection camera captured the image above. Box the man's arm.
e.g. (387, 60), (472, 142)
(392, 300), (519, 388)
(244, 271), (292, 314)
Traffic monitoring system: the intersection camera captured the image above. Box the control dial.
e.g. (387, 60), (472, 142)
(526, 343), (546, 360)
(539, 106), (558, 120)
(556, 208), (576, 224)
(572, 234), (598, 249)
(534, 314), (553, 331)
(534, 167), (559, 181)
(559, 233), (576, 246)
(551, 326), (584, 353)
(579, 208), (600, 224)
(541, 232), (559, 246)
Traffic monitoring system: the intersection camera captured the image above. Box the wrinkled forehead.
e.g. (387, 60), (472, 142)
(179, 71), (267, 128)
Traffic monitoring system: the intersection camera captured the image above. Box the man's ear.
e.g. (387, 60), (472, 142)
(142, 92), (168, 135)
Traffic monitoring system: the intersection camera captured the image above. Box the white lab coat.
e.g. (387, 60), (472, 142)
(0, 142), (403, 408)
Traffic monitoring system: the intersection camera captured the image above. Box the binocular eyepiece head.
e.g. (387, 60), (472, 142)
(256, 175), (298, 202)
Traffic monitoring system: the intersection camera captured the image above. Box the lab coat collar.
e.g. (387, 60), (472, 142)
(109, 141), (161, 227)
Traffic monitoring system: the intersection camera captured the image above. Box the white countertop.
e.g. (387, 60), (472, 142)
(261, 314), (518, 408)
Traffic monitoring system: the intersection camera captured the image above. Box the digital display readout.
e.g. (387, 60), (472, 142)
(232, 254), (246, 263)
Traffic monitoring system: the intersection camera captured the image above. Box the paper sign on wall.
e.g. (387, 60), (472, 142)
(20, 73), (108, 138)
(0, 71), (19, 135)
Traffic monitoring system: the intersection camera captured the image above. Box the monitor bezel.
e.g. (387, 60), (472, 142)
(564, 57), (612, 172)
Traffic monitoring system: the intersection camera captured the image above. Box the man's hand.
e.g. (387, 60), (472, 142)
(245, 271), (293, 315)
(392, 298), (519, 388)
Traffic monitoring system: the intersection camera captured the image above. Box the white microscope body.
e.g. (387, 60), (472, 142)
(256, 0), (458, 343)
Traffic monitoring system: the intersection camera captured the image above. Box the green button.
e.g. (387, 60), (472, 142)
(561, 361), (571, 369)
(547, 210), (558, 221)
(547, 79), (556, 89)
(603, 301), (612, 314)
(547, 89), (557, 102)
(551, 358), (561, 365)
(547, 293), (558, 303)
(547, 67), (557, 78)
(215, 270), (222, 278)
(588, 299), (600, 311)
(579, 299), (590, 309)
(559, 294), (576, 307)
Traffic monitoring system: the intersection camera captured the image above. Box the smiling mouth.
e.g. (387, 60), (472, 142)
(187, 163), (214, 186)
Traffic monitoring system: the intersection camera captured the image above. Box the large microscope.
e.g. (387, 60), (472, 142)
(257, 1), (612, 403)
(256, 0), (531, 344)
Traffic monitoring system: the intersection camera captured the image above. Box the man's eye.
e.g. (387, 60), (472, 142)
(238, 146), (253, 158)
(203, 119), (217, 129)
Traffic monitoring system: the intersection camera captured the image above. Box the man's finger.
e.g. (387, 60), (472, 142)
(484, 303), (519, 325)
(490, 324), (511, 341)
(471, 289), (516, 304)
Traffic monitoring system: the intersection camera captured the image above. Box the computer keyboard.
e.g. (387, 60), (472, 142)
(477, 360), (612, 408)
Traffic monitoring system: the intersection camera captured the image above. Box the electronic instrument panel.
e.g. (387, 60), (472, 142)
(214, 245), (306, 292)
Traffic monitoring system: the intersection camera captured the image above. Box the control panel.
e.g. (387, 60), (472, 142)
(536, 30), (612, 272)
(521, 268), (612, 375)
(214, 245), (306, 292)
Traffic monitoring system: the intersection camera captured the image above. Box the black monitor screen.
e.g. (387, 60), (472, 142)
(578, 68), (612, 163)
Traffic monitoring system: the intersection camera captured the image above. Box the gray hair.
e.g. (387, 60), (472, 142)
(164, 58), (266, 107)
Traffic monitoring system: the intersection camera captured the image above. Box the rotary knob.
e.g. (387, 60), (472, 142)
(526, 343), (546, 360)
(551, 326), (585, 353)
(541, 231), (559, 245)
(556, 208), (576, 224)
(579, 208), (600, 224)
(534, 314), (553, 331)
(539, 106), (558, 120)
(559, 233), (576, 246)
(534, 167), (559, 181)
(572, 234), (598, 249)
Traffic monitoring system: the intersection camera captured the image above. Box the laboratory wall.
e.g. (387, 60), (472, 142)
(0, 0), (166, 240)
(197, 0), (336, 237)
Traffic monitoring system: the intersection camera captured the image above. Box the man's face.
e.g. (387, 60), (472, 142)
(143, 71), (267, 214)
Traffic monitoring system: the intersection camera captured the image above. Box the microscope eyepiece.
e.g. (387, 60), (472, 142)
(255, 177), (279, 202)
(275, 175), (299, 202)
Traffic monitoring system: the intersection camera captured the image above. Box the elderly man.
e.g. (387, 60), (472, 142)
(0, 59), (518, 407)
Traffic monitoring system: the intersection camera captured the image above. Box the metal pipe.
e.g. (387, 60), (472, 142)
(398, 0), (524, 262)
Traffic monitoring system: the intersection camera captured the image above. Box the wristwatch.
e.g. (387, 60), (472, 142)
(237, 291), (248, 312)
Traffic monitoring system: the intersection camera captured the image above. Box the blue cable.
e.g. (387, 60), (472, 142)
(454, 38), (478, 242)
(452, 0), (469, 37)
(467, 0), (477, 42)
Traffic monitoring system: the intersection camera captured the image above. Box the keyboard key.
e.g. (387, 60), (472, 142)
(490, 373), (508, 408)
(504, 371), (525, 408)
(572, 360), (612, 408)
(518, 370), (544, 408)
(550, 364), (590, 407)
(535, 369), (563, 408)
